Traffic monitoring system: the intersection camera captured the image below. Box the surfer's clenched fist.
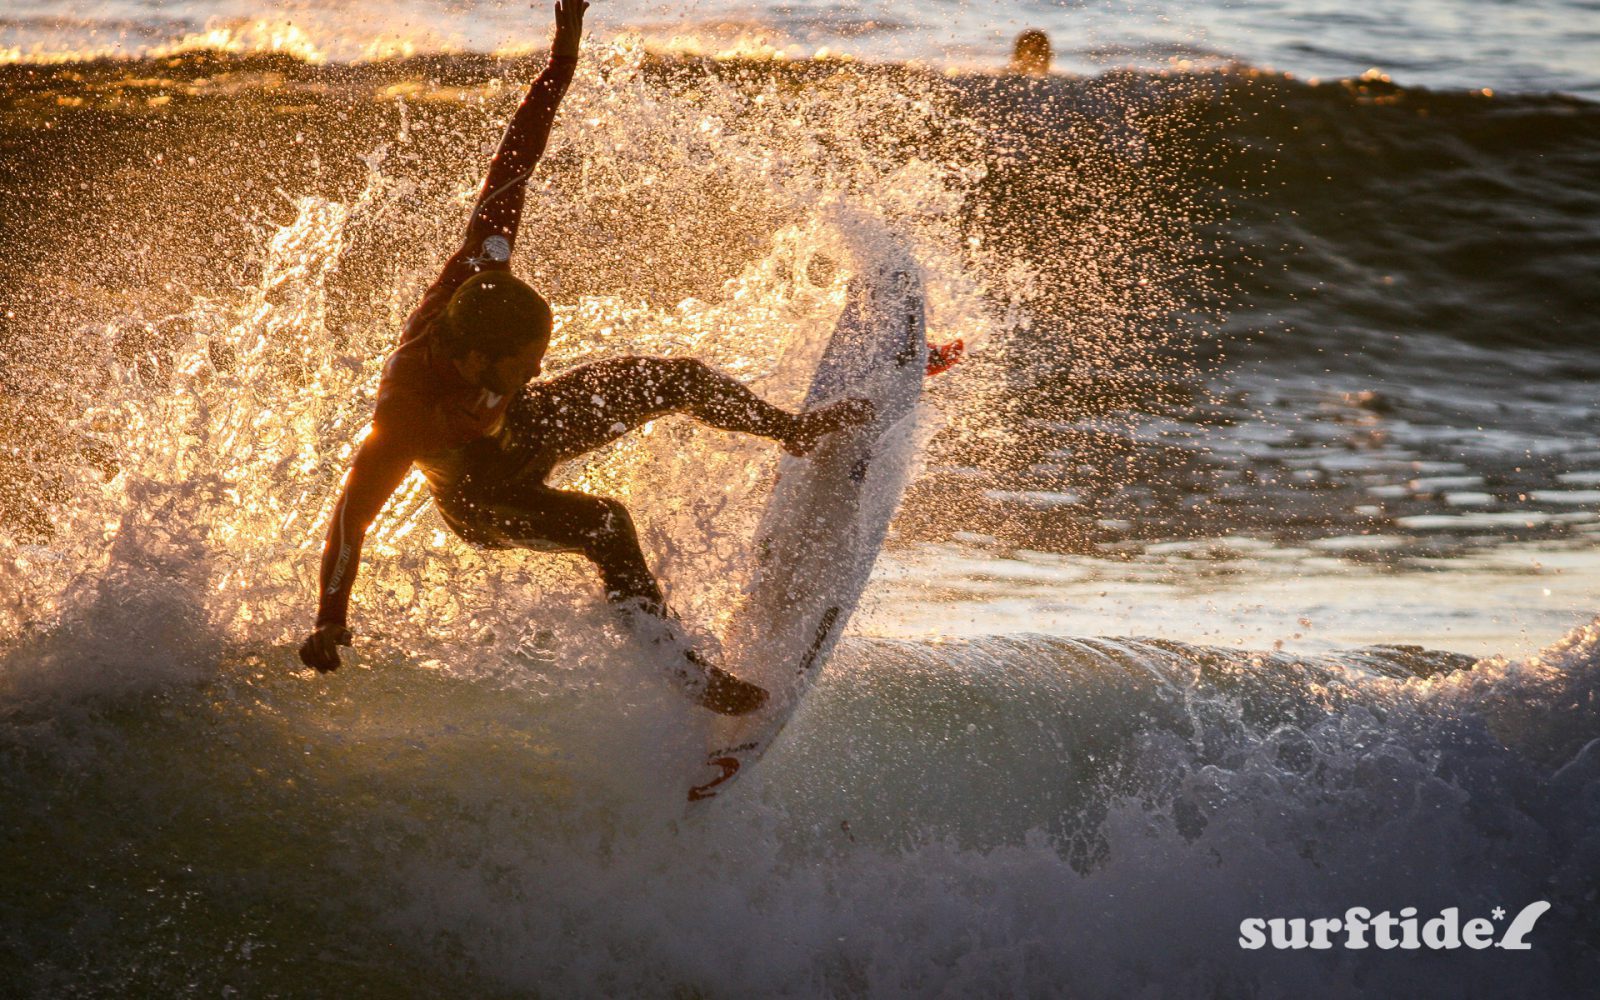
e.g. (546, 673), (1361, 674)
(299, 623), (352, 673)
(552, 0), (588, 60)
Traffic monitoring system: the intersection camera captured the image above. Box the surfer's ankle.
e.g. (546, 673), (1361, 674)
(784, 398), (875, 456)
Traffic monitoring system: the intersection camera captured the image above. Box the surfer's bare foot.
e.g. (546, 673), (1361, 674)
(699, 665), (769, 716)
(683, 646), (767, 715)
(784, 398), (875, 456)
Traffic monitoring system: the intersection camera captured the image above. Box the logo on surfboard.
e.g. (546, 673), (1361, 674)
(799, 606), (841, 676)
(688, 756), (739, 801)
(894, 309), (923, 368)
(689, 740), (761, 801)
(686, 606), (840, 802)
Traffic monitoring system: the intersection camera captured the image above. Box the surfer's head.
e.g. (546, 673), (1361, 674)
(438, 271), (553, 394)
(1010, 29), (1051, 76)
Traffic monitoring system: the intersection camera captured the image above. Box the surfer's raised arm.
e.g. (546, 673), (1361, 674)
(441, 0), (586, 283)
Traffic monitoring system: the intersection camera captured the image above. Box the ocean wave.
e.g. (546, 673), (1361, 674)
(0, 25), (1595, 995)
(2, 612), (1596, 995)
(3, 46), (1594, 569)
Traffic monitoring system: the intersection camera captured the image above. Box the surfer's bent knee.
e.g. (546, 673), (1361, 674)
(582, 496), (636, 550)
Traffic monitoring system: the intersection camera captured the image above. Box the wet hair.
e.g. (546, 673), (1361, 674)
(436, 271), (552, 359)
(1011, 29), (1052, 76)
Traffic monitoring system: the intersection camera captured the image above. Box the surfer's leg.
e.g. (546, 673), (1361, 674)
(645, 356), (795, 438)
(637, 356), (874, 454)
(519, 356), (872, 462)
(476, 485), (767, 715)
(482, 486), (664, 612)
(519, 357), (796, 464)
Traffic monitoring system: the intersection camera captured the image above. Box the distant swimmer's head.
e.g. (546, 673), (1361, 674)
(438, 270), (553, 394)
(1010, 29), (1052, 76)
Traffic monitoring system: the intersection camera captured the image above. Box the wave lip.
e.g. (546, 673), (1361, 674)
(4, 2), (1598, 97)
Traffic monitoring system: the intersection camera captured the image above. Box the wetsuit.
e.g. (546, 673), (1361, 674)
(313, 53), (802, 633)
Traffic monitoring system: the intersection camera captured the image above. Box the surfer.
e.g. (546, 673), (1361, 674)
(296, 0), (874, 715)
(1009, 29), (1052, 76)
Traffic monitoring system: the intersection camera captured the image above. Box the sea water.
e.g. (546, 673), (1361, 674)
(1, 1), (1597, 995)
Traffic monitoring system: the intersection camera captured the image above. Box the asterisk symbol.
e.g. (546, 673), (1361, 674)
(1492, 906), (1506, 920)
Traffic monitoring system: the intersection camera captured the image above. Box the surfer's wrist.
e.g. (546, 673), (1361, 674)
(313, 619), (351, 639)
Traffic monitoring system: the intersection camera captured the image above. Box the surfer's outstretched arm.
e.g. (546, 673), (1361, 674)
(437, 0), (585, 282)
(300, 425), (415, 671)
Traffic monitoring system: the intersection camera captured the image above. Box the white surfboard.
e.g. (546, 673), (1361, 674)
(686, 252), (928, 804)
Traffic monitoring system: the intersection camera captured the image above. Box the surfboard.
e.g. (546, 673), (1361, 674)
(686, 251), (928, 804)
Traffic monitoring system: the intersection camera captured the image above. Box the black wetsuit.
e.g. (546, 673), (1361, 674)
(434, 356), (798, 615)
(314, 53), (799, 633)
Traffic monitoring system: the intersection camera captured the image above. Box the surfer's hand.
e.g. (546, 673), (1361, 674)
(299, 623), (353, 673)
(552, 0), (588, 59)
